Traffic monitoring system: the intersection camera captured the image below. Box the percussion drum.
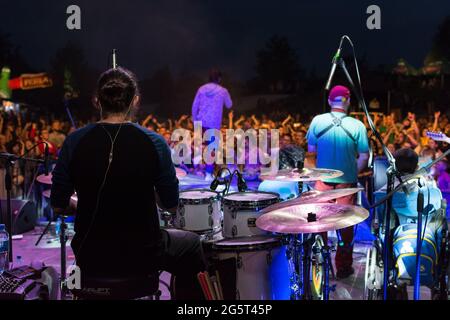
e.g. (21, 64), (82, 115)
(373, 156), (388, 191)
(222, 191), (279, 238)
(175, 189), (221, 235)
(212, 236), (290, 300)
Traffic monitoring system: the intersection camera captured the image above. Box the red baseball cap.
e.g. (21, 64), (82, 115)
(328, 85), (351, 103)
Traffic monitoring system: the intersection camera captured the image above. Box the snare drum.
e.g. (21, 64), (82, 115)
(222, 191), (279, 238)
(212, 236), (290, 300)
(175, 189), (222, 234)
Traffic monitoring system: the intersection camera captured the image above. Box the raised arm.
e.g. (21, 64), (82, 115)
(142, 114), (153, 127)
(432, 111), (440, 132)
(282, 114), (292, 127)
(228, 110), (234, 129)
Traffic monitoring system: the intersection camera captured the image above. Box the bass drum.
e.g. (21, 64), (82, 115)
(212, 236), (290, 300)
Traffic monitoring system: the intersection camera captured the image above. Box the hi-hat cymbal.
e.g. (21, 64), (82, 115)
(42, 189), (78, 206)
(42, 189), (78, 203)
(37, 173), (53, 185)
(259, 168), (343, 182)
(256, 203), (369, 234)
(261, 188), (363, 214)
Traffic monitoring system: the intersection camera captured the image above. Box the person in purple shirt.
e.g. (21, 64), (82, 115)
(192, 68), (232, 178)
(192, 68), (233, 131)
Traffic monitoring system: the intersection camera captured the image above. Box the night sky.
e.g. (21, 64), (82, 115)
(2, 0), (450, 80)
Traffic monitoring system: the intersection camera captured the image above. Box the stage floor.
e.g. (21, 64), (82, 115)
(12, 223), (443, 300)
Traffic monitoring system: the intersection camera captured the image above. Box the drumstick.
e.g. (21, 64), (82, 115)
(201, 272), (214, 300)
(212, 278), (222, 301)
(197, 272), (212, 300)
(204, 271), (217, 300)
(215, 270), (224, 300)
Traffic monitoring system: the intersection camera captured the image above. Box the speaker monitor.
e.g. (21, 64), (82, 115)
(0, 199), (37, 235)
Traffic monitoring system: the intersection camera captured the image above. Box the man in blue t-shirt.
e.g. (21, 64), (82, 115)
(306, 85), (369, 279)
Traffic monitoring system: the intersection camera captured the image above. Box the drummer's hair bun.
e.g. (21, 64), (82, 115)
(96, 67), (139, 114)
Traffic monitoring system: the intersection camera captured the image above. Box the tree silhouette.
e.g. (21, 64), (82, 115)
(255, 35), (300, 93)
(432, 16), (450, 62)
(0, 30), (31, 76)
(49, 42), (97, 118)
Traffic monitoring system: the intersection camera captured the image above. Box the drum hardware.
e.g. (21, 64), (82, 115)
(0, 150), (47, 263)
(247, 218), (256, 227)
(180, 218), (185, 228)
(236, 256), (242, 269)
(266, 251), (272, 264)
(178, 205), (185, 216)
(230, 207), (237, 219)
(58, 214), (70, 299)
(257, 203), (369, 300)
(232, 226), (238, 237)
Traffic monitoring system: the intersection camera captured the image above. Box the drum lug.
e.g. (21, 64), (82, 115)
(208, 216), (214, 227)
(208, 204), (213, 215)
(266, 251), (272, 265)
(180, 217), (185, 228)
(232, 225), (238, 237)
(230, 207), (237, 219)
(178, 205), (185, 217)
(237, 256), (242, 269)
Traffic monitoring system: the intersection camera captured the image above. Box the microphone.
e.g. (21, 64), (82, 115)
(236, 170), (248, 192)
(325, 37), (345, 91)
(44, 142), (49, 176)
(210, 178), (220, 191)
(112, 49), (118, 69)
(296, 160), (304, 171)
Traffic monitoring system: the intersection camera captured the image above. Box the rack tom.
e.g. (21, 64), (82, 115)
(222, 191), (279, 238)
(175, 189), (222, 235)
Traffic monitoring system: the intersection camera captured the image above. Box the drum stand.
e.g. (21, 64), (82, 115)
(285, 231), (334, 300)
(0, 152), (45, 263)
(59, 215), (69, 299)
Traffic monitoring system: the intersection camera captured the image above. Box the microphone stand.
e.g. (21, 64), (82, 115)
(0, 152), (45, 263)
(415, 187), (424, 300)
(333, 55), (398, 300)
(367, 148), (450, 300)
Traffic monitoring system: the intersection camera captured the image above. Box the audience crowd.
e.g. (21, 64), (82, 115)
(0, 108), (449, 198)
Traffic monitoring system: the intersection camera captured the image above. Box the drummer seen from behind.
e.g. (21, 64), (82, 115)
(306, 85), (369, 279)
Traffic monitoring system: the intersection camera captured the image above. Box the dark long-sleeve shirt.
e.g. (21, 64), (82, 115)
(51, 122), (178, 276)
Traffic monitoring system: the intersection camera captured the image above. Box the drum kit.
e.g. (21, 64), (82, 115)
(35, 165), (368, 300)
(168, 166), (369, 300)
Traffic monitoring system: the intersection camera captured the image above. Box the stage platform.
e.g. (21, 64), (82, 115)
(12, 223), (440, 300)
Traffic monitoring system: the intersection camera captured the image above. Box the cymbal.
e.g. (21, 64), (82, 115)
(42, 190), (51, 198)
(42, 189), (78, 205)
(176, 167), (187, 179)
(37, 173), (53, 185)
(256, 203), (369, 234)
(261, 188), (363, 214)
(259, 168), (343, 182)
